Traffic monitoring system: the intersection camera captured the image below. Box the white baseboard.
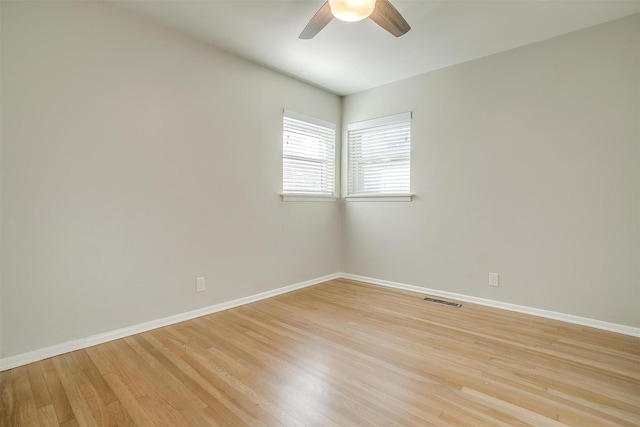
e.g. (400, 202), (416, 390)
(3, 271), (638, 371)
(339, 273), (640, 338)
(0, 273), (341, 372)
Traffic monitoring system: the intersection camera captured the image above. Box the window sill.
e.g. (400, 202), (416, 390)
(281, 194), (338, 202)
(345, 194), (413, 202)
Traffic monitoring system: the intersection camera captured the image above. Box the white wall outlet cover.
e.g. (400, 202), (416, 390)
(196, 277), (206, 292)
(489, 273), (499, 287)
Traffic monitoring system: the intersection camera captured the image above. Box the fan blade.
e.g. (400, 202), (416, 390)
(299, 2), (333, 39)
(369, 0), (411, 37)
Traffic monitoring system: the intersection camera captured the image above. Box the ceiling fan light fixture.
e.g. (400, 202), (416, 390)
(329, 0), (377, 22)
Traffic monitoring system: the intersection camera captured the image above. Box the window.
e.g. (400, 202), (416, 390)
(347, 112), (411, 197)
(282, 111), (336, 198)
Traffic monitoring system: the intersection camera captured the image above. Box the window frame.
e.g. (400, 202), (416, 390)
(281, 110), (337, 201)
(346, 112), (413, 201)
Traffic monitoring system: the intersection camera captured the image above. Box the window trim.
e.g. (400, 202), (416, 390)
(281, 194), (338, 202)
(346, 112), (412, 200)
(282, 110), (337, 200)
(344, 194), (413, 202)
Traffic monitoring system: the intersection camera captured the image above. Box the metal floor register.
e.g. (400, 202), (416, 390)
(423, 297), (462, 308)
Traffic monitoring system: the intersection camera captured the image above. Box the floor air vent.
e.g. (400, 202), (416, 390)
(423, 297), (461, 308)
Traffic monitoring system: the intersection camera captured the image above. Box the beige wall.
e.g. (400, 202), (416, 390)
(342, 15), (640, 327)
(0, 1), (341, 358)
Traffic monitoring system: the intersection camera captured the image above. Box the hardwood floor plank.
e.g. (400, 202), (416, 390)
(204, 321), (386, 425)
(26, 363), (52, 409)
(52, 356), (97, 426)
(74, 350), (118, 406)
(84, 346), (116, 377)
(1, 279), (638, 426)
(0, 369), (17, 427)
(247, 298), (527, 426)
(133, 332), (263, 426)
(100, 372), (154, 426)
(73, 370), (114, 426)
(203, 310), (399, 426)
(37, 404), (61, 427)
(12, 366), (39, 426)
(121, 336), (216, 426)
(104, 400), (136, 427)
(40, 359), (76, 425)
(189, 323), (350, 426)
(225, 308), (439, 426)
(99, 340), (190, 426)
(460, 386), (567, 426)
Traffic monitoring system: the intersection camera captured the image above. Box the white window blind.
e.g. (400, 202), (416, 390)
(283, 111), (336, 196)
(347, 112), (411, 196)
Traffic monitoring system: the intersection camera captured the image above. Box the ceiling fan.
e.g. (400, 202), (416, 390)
(300, 0), (411, 39)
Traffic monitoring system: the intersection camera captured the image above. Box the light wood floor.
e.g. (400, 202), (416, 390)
(1, 278), (639, 426)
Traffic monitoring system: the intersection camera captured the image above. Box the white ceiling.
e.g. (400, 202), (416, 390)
(113, 0), (640, 96)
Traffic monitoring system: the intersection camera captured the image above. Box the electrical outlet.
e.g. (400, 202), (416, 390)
(489, 273), (499, 287)
(196, 277), (206, 293)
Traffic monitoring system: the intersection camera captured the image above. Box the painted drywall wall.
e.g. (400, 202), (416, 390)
(341, 14), (640, 327)
(0, 1), (341, 358)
